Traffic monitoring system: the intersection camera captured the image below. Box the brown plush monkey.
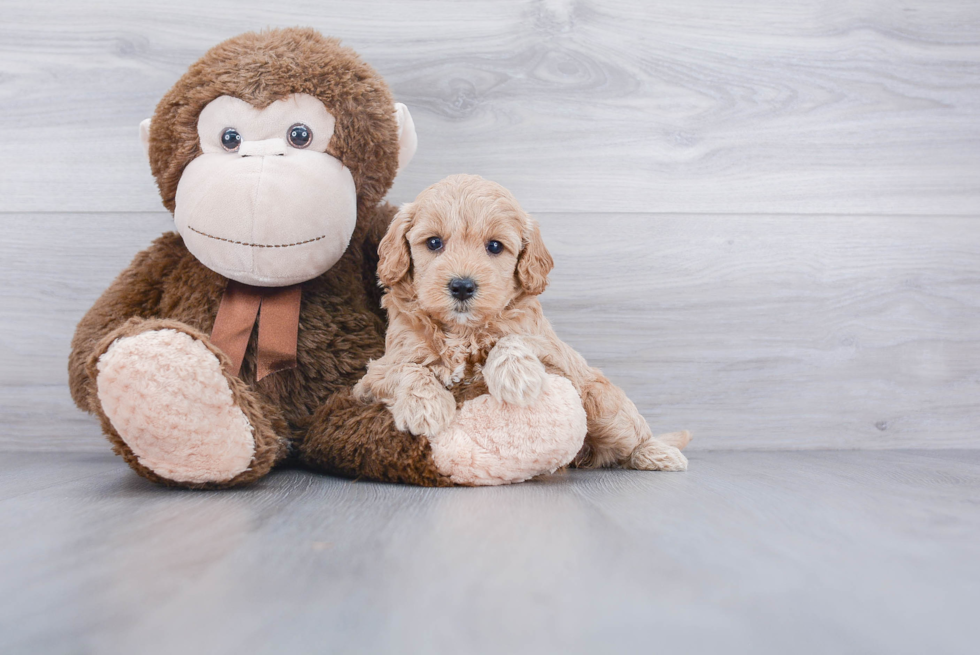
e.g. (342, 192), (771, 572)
(68, 28), (453, 487)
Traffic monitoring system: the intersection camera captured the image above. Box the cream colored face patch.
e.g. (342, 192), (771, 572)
(197, 94), (337, 154)
(174, 93), (357, 287)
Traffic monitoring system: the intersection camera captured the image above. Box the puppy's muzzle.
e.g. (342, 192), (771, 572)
(448, 277), (477, 302)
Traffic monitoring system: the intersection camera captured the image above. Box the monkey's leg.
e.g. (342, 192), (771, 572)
(298, 389), (452, 486)
(88, 318), (287, 488)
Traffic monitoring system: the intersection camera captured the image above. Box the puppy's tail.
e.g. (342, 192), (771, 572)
(654, 430), (692, 451)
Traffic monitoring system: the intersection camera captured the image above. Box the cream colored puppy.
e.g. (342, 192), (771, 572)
(354, 174), (689, 472)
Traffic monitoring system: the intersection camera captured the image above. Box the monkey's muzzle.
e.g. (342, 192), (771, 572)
(174, 148), (357, 287)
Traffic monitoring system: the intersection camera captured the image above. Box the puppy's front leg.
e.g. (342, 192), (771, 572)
(483, 335), (548, 406)
(356, 362), (457, 438)
(391, 369), (457, 437)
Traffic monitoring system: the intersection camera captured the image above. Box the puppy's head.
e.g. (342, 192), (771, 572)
(378, 174), (553, 325)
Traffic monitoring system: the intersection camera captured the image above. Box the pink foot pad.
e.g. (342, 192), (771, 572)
(96, 329), (255, 483)
(429, 374), (587, 486)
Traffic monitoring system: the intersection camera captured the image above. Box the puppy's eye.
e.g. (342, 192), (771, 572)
(486, 240), (503, 255)
(426, 237), (444, 252)
(287, 123), (312, 149)
(221, 127), (241, 152)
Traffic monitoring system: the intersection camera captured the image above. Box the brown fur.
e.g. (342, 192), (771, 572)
(356, 175), (687, 471)
(68, 29), (450, 487)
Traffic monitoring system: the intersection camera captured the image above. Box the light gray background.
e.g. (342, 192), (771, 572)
(1, 2), (978, 653)
(3, 0), (979, 451)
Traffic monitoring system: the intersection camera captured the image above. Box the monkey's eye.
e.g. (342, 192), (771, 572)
(287, 123), (312, 149)
(220, 127), (241, 152)
(486, 240), (504, 255)
(426, 237), (444, 252)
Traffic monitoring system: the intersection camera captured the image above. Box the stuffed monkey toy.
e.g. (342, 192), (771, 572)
(69, 28), (614, 488)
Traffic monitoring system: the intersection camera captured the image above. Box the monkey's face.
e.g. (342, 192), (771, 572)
(173, 93), (357, 287)
(145, 30), (419, 286)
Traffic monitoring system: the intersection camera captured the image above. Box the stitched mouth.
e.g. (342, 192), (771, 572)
(188, 226), (327, 249)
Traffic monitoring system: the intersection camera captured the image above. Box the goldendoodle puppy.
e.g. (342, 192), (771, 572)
(354, 174), (689, 472)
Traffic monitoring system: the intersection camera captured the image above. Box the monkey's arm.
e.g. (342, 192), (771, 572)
(68, 233), (187, 413)
(308, 316), (590, 487)
(299, 388), (452, 486)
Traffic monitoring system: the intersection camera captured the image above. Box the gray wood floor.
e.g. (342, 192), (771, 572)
(1, 450), (978, 655)
(3, 0), (979, 450)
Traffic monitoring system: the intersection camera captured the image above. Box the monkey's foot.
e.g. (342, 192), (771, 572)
(96, 329), (255, 484)
(428, 375), (587, 485)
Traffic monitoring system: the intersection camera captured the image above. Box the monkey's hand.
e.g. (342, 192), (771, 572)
(483, 335), (548, 406)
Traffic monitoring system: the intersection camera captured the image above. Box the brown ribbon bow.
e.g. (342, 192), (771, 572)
(210, 280), (302, 381)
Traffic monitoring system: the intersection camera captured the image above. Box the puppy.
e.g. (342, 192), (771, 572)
(354, 174), (689, 471)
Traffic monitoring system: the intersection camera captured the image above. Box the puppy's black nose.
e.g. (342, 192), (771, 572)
(448, 277), (477, 301)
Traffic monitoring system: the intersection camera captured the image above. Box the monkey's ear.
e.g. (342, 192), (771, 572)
(139, 118), (152, 159)
(517, 218), (554, 296)
(377, 202), (416, 287)
(394, 103), (417, 174)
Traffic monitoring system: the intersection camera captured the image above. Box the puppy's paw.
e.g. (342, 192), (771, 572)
(483, 335), (548, 406)
(628, 438), (689, 472)
(390, 378), (457, 438)
(351, 377), (373, 403)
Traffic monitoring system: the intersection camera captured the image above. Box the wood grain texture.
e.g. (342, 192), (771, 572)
(1, 1), (977, 451)
(0, 0), (979, 214)
(2, 212), (977, 451)
(1, 450), (978, 654)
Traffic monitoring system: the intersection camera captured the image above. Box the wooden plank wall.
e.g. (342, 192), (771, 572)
(1, 0), (978, 451)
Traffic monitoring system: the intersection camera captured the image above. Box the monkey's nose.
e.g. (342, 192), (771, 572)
(239, 138), (288, 157)
(448, 277), (477, 301)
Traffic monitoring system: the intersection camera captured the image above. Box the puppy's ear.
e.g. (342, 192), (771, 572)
(378, 202), (415, 287)
(517, 217), (554, 296)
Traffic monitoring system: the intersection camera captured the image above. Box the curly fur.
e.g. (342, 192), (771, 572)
(355, 174), (689, 471)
